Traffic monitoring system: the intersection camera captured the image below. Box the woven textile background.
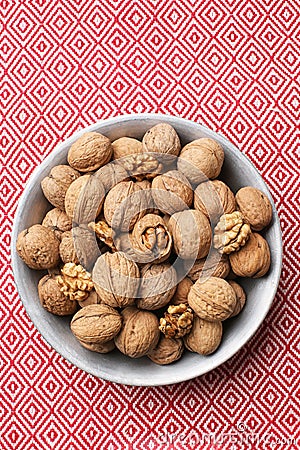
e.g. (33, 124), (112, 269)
(1, 1), (299, 449)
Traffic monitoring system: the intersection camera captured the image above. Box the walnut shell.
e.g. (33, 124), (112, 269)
(78, 289), (100, 308)
(235, 187), (272, 231)
(186, 250), (230, 282)
(41, 165), (80, 210)
(112, 137), (143, 159)
(178, 138), (224, 185)
(137, 262), (177, 310)
(16, 224), (60, 270)
(71, 304), (122, 344)
(92, 252), (140, 308)
(152, 170), (193, 214)
(194, 180), (236, 223)
(64, 174), (105, 224)
(103, 180), (147, 231)
(228, 281), (246, 317)
(229, 232), (271, 278)
(147, 336), (184, 365)
(68, 132), (112, 172)
(38, 274), (77, 316)
(79, 339), (115, 353)
(188, 277), (236, 321)
(172, 277), (193, 305)
(59, 231), (79, 264)
(71, 225), (101, 271)
(42, 208), (72, 240)
(95, 161), (129, 192)
(184, 316), (222, 355)
(142, 123), (181, 156)
(114, 307), (160, 358)
(168, 209), (211, 260)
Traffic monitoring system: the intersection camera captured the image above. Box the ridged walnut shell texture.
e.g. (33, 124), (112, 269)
(38, 275), (77, 316)
(229, 232), (271, 278)
(114, 307), (160, 358)
(68, 132), (112, 172)
(92, 252), (140, 308)
(71, 304), (122, 344)
(177, 138), (224, 185)
(95, 161), (129, 193)
(41, 165), (80, 211)
(186, 250), (230, 282)
(188, 276), (236, 321)
(147, 336), (184, 365)
(172, 277), (193, 305)
(112, 137), (143, 159)
(59, 231), (79, 264)
(184, 316), (223, 355)
(152, 170), (193, 214)
(235, 187), (272, 231)
(142, 123), (181, 156)
(194, 180), (236, 223)
(80, 339), (115, 354)
(168, 209), (211, 260)
(16, 224), (60, 270)
(42, 208), (72, 240)
(228, 281), (246, 317)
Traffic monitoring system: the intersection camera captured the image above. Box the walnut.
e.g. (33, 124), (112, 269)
(59, 231), (79, 264)
(229, 232), (271, 278)
(159, 304), (194, 338)
(103, 180), (147, 231)
(178, 138), (224, 185)
(142, 123), (181, 156)
(151, 170), (193, 214)
(168, 209), (211, 260)
(186, 250), (230, 282)
(132, 214), (172, 264)
(41, 165), (80, 210)
(94, 161), (129, 193)
(71, 304), (122, 344)
(228, 281), (246, 317)
(68, 131), (112, 172)
(184, 316), (222, 355)
(57, 262), (94, 301)
(115, 307), (160, 358)
(213, 211), (251, 254)
(88, 220), (117, 251)
(112, 137), (143, 159)
(80, 339), (115, 354)
(16, 224), (60, 270)
(172, 277), (193, 305)
(78, 289), (100, 308)
(38, 275), (77, 316)
(42, 208), (72, 240)
(235, 187), (272, 231)
(71, 225), (101, 271)
(137, 262), (177, 310)
(92, 252), (140, 308)
(194, 180), (236, 223)
(119, 153), (163, 181)
(147, 336), (184, 365)
(188, 277), (236, 322)
(64, 175), (105, 224)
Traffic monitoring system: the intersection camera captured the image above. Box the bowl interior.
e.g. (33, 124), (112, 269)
(11, 114), (282, 386)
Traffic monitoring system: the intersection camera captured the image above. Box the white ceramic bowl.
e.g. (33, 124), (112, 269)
(11, 114), (282, 386)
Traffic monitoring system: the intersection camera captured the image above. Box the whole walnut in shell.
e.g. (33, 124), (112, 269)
(235, 187), (272, 231)
(229, 232), (271, 278)
(41, 165), (80, 210)
(16, 224), (60, 270)
(71, 225), (101, 271)
(184, 316), (222, 355)
(168, 209), (211, 260)
(112, 137), (143, 159)
(228, 281), (246, 317)
(103, 180), (147, 231)
(186, 250), (230, 282)
(138, 262), (177, 310)
(65, 175), (105, 224)
(142, 123), (181, 156)
(188, 277), (236, 322)
(114, 307), (160, 358)
(147, 336), (184, 365)
(194, 180), (236, 223)
(71, 304), (122, 344)
(152, 170), (193, 214)
(68, 131), (112, 172)
(38, 275), (77, 316)
(92, 252), (140, 308)
(132, 214), (172, 264)
(42, 208), (72, 240)
(178, 138), (224, 185)
(59, 231), (79, 264)
(95, 161), (129, 193)
(172, 277), (193, 305)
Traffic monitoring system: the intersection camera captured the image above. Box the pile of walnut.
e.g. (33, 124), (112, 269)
(16, 123), (272, 365)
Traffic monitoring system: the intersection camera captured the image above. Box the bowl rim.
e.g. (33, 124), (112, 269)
(11, 113), (283, 386)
